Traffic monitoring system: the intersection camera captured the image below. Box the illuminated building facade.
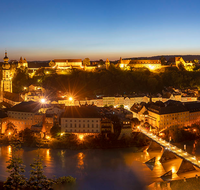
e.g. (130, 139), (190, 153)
(147, 101), (190, 131)
(18, 57), (28, 68)
(129, 59), (161, 70)
(49, 59), (82, 69)
(1, 51), (14, 93)
(118, 57), (131, 69)
(5, 101), (44, 133)
(60, 106), (101, 135)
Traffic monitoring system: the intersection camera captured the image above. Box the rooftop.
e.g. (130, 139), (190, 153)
(8, 101), (43, 113)
(61, 106), (101, 118)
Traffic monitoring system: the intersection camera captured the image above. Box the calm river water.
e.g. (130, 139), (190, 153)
(0, 140), (200, 190)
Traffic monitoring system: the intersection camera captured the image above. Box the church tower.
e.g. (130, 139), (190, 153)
(1, 51), (13, 93)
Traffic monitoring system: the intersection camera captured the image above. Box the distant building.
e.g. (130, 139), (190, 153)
(60, 106), (101, 135)
(168, 57), (194, 68)
(129, 59), (161, 70)
(148, 101), (189, 131)
(100, 118), (114, 134)
(49, 59), (82, 69)
(3, 91), (24, 107)
(5, 101), (45, 133)
(130, 103), (148, 123)
(118, 57), (131, 69)
(184, 102), (200, 125)
(1, 51), (14, 93)
(18, 57), (28, 68)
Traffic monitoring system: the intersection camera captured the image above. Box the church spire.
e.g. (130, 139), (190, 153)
(3, 50), (9, 63)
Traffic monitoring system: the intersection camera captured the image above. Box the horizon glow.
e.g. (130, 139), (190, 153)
(1, 0), (200, 61)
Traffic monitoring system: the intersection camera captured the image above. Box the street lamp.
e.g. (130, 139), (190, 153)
(40, 98), (46, 104)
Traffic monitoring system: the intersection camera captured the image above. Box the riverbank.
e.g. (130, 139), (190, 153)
(0, 132), (150, 151)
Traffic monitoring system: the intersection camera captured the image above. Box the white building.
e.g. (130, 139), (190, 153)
(60, 106), (101, 135)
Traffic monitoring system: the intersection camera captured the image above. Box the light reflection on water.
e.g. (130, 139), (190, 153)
(0, 141), (200, 189)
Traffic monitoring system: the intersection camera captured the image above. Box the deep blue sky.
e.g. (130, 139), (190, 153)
(1, 0), (200, 61)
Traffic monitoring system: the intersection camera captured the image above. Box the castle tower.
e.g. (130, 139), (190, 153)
(105, 58), (110, 70)
(1, 51), (13, 93)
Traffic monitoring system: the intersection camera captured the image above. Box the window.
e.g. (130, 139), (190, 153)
(83, 124), (85, 128)
(88, 120), (89, 122)
(96, 124), (98, 128)
(75, 124), (76, 128)
(96, 130), (98, 132)
(88, 124), (90, 128)
(92, 124), (94, 128)
(70, 123), (72, 127)
(79, 124), (81, 128)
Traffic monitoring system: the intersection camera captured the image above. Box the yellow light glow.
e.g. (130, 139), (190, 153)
(78, 134), (84, 141)
(69, 97), (73, 101)
(171, 167), (176, 174)
(8, 132), (11, 136)
(46, 135), (50, 140)
(40, 98), (46, 104)
(24, 87), (27, 90)
(60, 132), (65, 136)
(148, 65), (155, 70)
(120, 64), (124, 68)
(8, 145), (11, 155)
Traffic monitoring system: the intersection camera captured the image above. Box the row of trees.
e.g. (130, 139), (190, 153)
(12, 64), (200, 97)
(4, 138), (75, 190)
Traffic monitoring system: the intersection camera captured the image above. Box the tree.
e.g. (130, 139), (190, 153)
(50, 123), (61, 138)
(99, 59), (104, 65)
(28, 150), (51, 190)
(83, 58), (90, 66)
(12, 68), (30, 93)
(147, 77), (158, 93)
(160, 56), (167, 65)
(20, 128), (36, 146)
(5, 122), (17, 136)
(4, 138), (26, 190)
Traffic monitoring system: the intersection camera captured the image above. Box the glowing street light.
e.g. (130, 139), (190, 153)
(78, 134), (84, 141)
(69, 97), (73, 101)
(40, 98), (46, 104)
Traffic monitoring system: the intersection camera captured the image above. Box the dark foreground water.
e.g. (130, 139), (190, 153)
(0, 140), (200, 190)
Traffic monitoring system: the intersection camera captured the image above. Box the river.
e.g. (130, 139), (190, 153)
(0, 140), (200, 190)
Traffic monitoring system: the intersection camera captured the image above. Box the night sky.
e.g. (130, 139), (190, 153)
(1, 0), (200, 61)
